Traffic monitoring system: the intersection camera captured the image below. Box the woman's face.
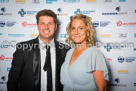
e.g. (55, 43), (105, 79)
(70, 19), (87, 44)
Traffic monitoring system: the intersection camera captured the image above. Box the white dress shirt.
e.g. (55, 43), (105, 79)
(39, 38), (56, 91)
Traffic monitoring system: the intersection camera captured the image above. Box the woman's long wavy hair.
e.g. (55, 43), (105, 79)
(65, 14), (95, 47)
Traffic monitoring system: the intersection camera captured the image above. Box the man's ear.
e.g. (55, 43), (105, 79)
(55, 24), (58, 30)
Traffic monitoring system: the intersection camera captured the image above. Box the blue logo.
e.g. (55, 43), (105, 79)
(115, 6), (121, 12)
(6, 21), (17, 27)
(18, 9), (26, 17)
(46, 0), (57, 4)
(135, 10), (136, 13)
(8, 34), (25, 37)
(118, 56), (124, 63)
(7, 67), (10, 71)
(63, 0), (80, 3)
(93, 21), (99, 27)
(1, 7), (6, 12)
(0, 0), (9, 3)
(1, 76), (6, 81)
(119, 0), (126, 2)
(134, 33), (136, 38)
(126, 57), (135, 62)
(102, 6), (127, 15)
(0, 33), (2, 35)
(74, 9), (95, 14)
(56, 8), (68, 16)
(104, 43), (112, 52)
(60, 34), (65, 38)
(100, 21), (111, 27)
(0, 21), (5, 27)
(0, 21), (16, 27)
(18, 9), (38, 17)
(57, 8), (62, 13)
(115, 78), (120, 84)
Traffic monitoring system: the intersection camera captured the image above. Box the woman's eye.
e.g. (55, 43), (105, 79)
(79, 27), (83, 30)
(71, 27), (75, 30)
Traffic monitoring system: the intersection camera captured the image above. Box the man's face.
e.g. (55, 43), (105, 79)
(37, 16), (57, 41)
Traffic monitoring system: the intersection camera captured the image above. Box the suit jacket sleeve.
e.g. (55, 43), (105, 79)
(7, 43), (25, 91)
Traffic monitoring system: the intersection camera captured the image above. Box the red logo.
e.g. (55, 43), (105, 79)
(117, 21), (122, 26)
(0, 55), (5, 61)
(22, 21), (27, 27)
(0, 55), (13, 61)
(22, 21), (37, 27)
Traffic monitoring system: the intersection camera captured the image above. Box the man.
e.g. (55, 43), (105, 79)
(7, 9), (70, 91)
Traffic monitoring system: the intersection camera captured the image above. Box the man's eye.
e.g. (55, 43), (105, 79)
(39, 23), (44, 25)
(48, 23), (54, 25)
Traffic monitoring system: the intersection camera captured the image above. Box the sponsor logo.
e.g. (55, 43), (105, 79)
(119, 0), (126, 2)
(101, 34), (111, 38)
(6, 21), (17, 27)
(22, 21), (37, 27)
(32, 0), (40, 3)
(102, 0), (112, 2)
(0, 0), (9, 3)
(118, 33), (127, 38)
(46, 0), (57, 4)
(93, 21), (111, 27)
(106, 58), (112, 61)
(117, 20), (136, 27)
(93, 21), (99, 27)
(18, 9), (38, 17)
(8, 34), (25, 37)
(30, 34), (38, 38)
(0, 21), (16, 27)
(0, 40), (17, 49)
(0, 55), (13, 61)
(104, 41), (134, 52)
(104, 43), (112, 52)
(15, 0), (25, 3)
(0, 7), (12, 16)
(7, 67), (10, 72)
(118, 56), (136, 63)
(0, 75), (7, 84)
(56, 8), (68, 16)
(118, 56), (124, 63)
(0, 21), (5, 27)
(134, 33), (136, 38)
(108, 78), (127, 87)
(74, 8), (96, 14)
(86, 0), (96, 2)
(117, 70), (128, 74)
(0, 33), (2, 35)
(60, 34), (66, 38)
(63, 0), (80, 3)
(135, 10), (136, 13)
(102, 6), (127, 15)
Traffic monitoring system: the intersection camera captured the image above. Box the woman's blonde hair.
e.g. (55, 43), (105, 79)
(66, 14), (95, 47)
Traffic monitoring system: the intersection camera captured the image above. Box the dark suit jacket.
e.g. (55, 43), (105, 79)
(7, 37), (70, 91)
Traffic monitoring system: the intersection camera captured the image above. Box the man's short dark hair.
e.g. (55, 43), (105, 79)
(36, 9), (58, 24)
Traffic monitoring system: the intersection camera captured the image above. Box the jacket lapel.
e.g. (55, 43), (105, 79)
(32, 37), (41, 91)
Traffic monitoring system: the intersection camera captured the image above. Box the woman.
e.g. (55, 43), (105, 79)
(60, 14), (109, 91)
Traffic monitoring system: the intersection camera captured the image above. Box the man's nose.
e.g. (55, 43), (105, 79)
(44, 24), (49, 29)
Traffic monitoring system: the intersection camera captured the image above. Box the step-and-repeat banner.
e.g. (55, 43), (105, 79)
(0, 0), (136, 91)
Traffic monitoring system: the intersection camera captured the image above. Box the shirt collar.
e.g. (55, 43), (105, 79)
(38, 37), (55, 49)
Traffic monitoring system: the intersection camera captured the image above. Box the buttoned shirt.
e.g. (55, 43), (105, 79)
(39, 38), (56, 91)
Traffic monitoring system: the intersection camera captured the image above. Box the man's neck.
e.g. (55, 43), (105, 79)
(39, 37), (53, 45)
